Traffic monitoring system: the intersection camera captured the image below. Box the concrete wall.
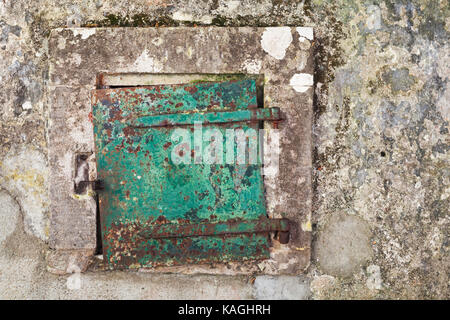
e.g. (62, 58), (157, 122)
(0, 0), (448, 299)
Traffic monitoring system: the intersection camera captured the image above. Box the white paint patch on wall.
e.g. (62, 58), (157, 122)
(71, 28), (96, 40)
(289, 73), (314, 93)
(261, 27), (293, 60)
(296, 27), (314, 41)
(241, 59), (262, 74)
(172, 10), (213, 24)
(129, 49), (163, 73)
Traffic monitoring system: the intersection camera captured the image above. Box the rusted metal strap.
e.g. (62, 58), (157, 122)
(76, 180), (104, 191)
(138, 218), (290, 243)
(128, 107), (281, 128)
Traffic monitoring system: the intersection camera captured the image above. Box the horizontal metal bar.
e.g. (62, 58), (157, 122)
(77, 180), (104, 191)
(128, 107), (281, 128)
(137, 218), (290, 240)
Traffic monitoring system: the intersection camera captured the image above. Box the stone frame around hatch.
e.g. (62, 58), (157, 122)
(47, 27), (314, 275)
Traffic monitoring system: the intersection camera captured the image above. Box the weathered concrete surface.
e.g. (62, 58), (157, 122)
(0, 0), (449, 299)
(315, 214), (373, 278)
(41, 272), (255, 300)
(254, 275), (310, 300)
(0, 190), (20, 244)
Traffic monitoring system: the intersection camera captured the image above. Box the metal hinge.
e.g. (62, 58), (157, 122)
(76, 180), (104, 191)
(128, 108), (283, 128)
(137, 217), (291, 244)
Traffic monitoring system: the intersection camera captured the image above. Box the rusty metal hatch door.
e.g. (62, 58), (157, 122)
(92, 79), (289, 269)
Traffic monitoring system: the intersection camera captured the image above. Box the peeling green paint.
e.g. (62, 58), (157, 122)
(93, 79), (272, 269)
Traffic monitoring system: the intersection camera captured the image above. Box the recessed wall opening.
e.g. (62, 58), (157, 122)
(96, 73), (265, 108)
(74, 153), (90, 194)
(92, 72), (268, 260)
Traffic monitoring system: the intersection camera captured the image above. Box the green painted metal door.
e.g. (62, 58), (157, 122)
(92, 79), (286, 269)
